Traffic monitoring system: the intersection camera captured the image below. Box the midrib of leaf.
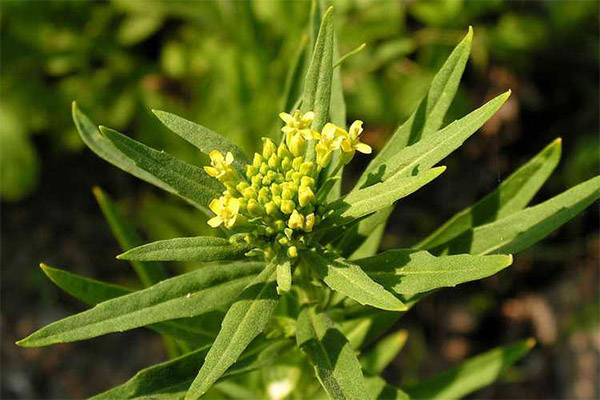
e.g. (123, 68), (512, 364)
(308, 310), (344, 398)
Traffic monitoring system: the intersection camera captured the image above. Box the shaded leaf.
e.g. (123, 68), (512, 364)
(441, 176), (600, 255)
(17, 261), (263, 347)
(405, 339), (535, 400)
(361, 330), (408, 374)
(364, 376), (410, 400)
(358, 250), (513, 297)
(296, 307), (369, 400)
(118, 236), (250, 262)
(417, 138), (562, 250)
(306, 250), (406, 311)
(276, 259), (292, 293)
(186, 261), (280, 399)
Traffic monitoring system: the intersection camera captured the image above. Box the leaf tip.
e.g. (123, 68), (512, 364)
(116, 252), (127, 260)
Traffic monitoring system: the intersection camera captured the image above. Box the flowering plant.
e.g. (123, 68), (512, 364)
(17, 7), (599, 400)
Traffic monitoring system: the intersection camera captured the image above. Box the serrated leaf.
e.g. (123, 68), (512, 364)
(152, 110), (250, 175)
(405, 339), (535, 400)
(357, 250), (513, 297)
(118, 236), (250, 262)
(306, 250), (406, 311)
(99, 126), (222, 215)
(17, 261), (264, 348)
(92, 339), (289, 400)
(39, 264), (217, 345)
(302, 6), (334, 133)
(93, 187), (168, 286)
(186, 261), (280, 399)
(328, 167), (446, 224)
(296, 307), (370, 400)
(417, 138), (562, 250)
(364, 28), (473, 179)
(360, 330), (408, 374)
(440, 176), (600, 255)
(357, 91), (510, 189)
(364, 376), (410, 400)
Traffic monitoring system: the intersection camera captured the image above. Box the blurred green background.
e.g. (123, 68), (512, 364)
(2, 0), (598, 398)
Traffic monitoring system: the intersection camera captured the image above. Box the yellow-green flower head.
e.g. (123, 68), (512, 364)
(208, 195), (240, 228)
(315, 123), (344, 168)
(280, 110), (318, 157)
(339, 120), (372, 164)
(204, 151), (236, 182)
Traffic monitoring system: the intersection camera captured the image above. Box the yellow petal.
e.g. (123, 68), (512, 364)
(341, 140), (353, 153)
(204, 166), (219, 177)
(349, 120), (363, 138)
(207, 216), (223, 227)
(355, 142), (372, 154)
(302, 111), (315, 121)
(209, 150), (224, 163)
(279, 112), (294, 125)
(225, 152), (234, 165)
(209, 198), (222, 214)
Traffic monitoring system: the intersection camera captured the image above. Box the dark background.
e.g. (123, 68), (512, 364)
(2, 1), (598, 398)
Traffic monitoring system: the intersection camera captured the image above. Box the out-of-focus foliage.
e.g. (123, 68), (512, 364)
(2, 0), (598, 201)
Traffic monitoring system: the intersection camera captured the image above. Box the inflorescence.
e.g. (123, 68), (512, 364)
(204, 110), (371, 260)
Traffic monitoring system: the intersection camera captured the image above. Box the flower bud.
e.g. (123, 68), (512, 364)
(288, 210), (305, 229)
(298, 186), (315, 207)
(268, 154), (279, 169)
(287, 246), (298, 258)
(272, 195), (282, 207)
(245, 165), (256, 178)
(265, 201), (279, 216)
(280, 199), (295, 214)
(247, 199), (263, 216)
(252, 153), (263, 169)
(259, 162), (269, 175)
(292, 157), (303, 171)
(262, 138), (276, 158)
(304, 213), (316, 232)
(258, 187), (270, 203)
(273, 220), (286, 232)
(270, 183), (281, 196)
(281, 157), (292, 171)
(281, 187), (295, 200)
(289, 134), (306, 157)
(300, 176), (315, 188)
(299, 162), (314, 176)
(277, 143), (291, 159)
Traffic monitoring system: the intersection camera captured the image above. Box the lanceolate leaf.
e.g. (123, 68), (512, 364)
(38, 264), (217, 345)
(364, 376), (410, 400)
(360, 330), (408, 375)
(306, 250), (406, 311)
(440, 176), (600, 255)
(99, 126), (222, 214)
(152, 110), (250, 175)
(417, 138), (563, 250)
(301, 6), (334, 133)
(118, 236), (250, 262)
(405, 339), (535, 400)
(328, 167), (446, 223)
(92, 339), (289, 400)
(364, 27), (473, 179)
(357, 250), (513, 297)
(296, 307), (369, 400)
(186, 261), (280, 399)
(17, 261), (264, 348)
(357, 91), (510, 189)
(93, 187), (168, 286)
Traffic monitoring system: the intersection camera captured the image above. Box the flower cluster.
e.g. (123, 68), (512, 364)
(205, 110), (371, 260)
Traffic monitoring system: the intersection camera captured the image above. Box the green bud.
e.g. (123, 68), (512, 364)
(289, 134), (306, 157)
(281, 157), (292, 171)
(280, 199), (295, 214)
(265, 201), (279, 216)
(277, 143), (292, 159)
(262, 175), (273, 185)
(300, 176), (315, 188)
(284, 228), (293, 240)
(262, 138), (276, 158)
(259, 162), (269, 175)
(292, 157), (303, 171)
(268, 154), (279, 169)
(270, 183), (281, 196)
(287, 246), (298, 258)
(292, 171), (302, 185)
(274, 220), (286, 232)
(282, 188), (295, 200)
(252, 153), (263, 169)
(258, 187), (270, 203)
(236, 181), (249, 193)
(298, 186), (315, 207)
(299, 162), (314, 176)
(272, 195), (282, 207)
(246, 165), (256, 178)
(304, 213), (316, 232)
(247, 199), (263, 216)
(278, 236), (290, 246)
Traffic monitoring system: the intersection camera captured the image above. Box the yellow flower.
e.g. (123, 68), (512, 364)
(339, 120), (371, 163)
(280, 110), (319, 157)
(204, 151), (235, 180)
(315, 123), (343, 168)
(207, 195), (240, 228)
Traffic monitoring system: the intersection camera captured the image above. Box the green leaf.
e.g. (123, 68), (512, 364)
(39, 264), (217, 345)
(72, 102), (172, 194)
(441, 176), (600, 255)
(328, 167), (446, 223)
(118, 236), (250, 262)
(152, 110), (250, 175)
(305, 250), (406, 311)
(93, 187), (168, 286)
(417, 138), (563, 250)
(92, 339), (289, 400)
(360, 330), (408, 374)
(357, 250), (513, 297)
(337, 310), (403, 350)
(99, 126), (222, 214)
(405, 339), (535, 400)
(296, 307), (370, 400)
(17, 261), (263, 348)
(276, 259), (292, 294)
(335, 208), (392, 259)
(364, 376), (410, 400)
(301, 6), (334, 132)
(186, 261), (280, 399)
(364, 28), (473, 179)
(357, 91), (510, 189)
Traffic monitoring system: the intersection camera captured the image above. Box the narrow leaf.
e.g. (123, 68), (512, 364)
(358, 250), (513, 297)
(93, 187), (168, 286)
(417, 138), (562, 250)
(405, 339), (535, 400)
(152, 110), (250, 175)
(118, 236), (250, 262)
(276, 259), (292, 293)
(328, 167), (446, 223)
(306, 250), (406, 311)
(99, 126), (222, 214)
(360, 330), (408, 374)
(441, 176), (600, 255)
(296, 307), (370, 400)
(365, 376), (410, 400)
(186, 261), (280, 399)
(17, 261), (263, 348)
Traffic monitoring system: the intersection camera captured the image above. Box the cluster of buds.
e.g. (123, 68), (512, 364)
(204, 110), (371, 260)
